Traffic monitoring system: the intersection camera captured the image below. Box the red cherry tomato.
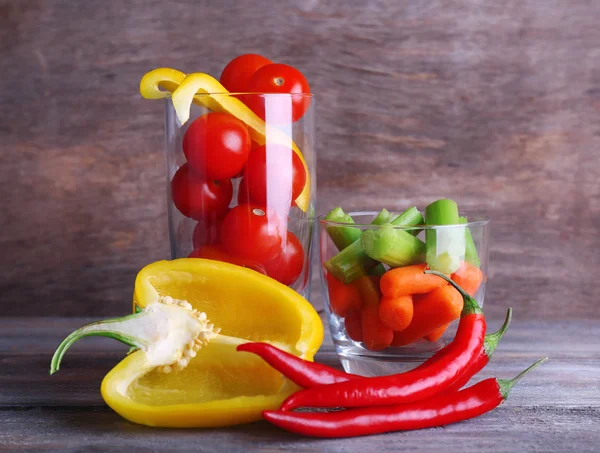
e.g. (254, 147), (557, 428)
(188, 245), (268, 275)
(263, 232), (305, 286)
(244, 144), (306, 207)
(192, 216), (222, 248)
(221, 203), (284, 263)
(219, 54), (272, 93)
(171, 164), (232, 220)
(182, 113), (251, 180)
(237, 177), (250, 204)
(246, 63), (311, 122)
(188, 245), (231, 261)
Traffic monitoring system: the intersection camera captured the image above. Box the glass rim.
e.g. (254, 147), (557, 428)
(318, 210), (490, 229)
(172, 92), (314, 98)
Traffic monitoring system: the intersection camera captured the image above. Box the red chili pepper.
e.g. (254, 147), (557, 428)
(264, 358), (547, 438)
(419, 307), (512, 394)
(281, 271), (485, 411)
(236, 343), (361, 387)
(237, 307), (511, 390)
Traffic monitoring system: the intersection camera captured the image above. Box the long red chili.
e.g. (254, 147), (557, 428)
(236, 342), (361, 387)
(281, 271), (485, 411)
(263, 357), (547, 438)
(422, 307), (512, 394)
(236, 307), (511, 389)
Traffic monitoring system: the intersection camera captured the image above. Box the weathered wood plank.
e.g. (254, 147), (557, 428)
(0, 318), (598, 452)
(1, 406), (599, 453)
(0, 0), (599, 318)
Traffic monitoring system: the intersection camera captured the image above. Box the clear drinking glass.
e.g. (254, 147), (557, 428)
(319, 211), (489, 376)
(165, 94), (315, 298)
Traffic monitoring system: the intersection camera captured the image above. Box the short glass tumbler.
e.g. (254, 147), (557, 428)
(319, 211), (489, 376)
(165, 93), (315, 298)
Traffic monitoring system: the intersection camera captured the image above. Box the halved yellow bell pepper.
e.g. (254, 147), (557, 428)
(140, 68), (311, 211)
(50, 259), (323, 427)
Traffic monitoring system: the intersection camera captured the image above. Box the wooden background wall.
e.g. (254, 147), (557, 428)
(1, 0), (598, 318)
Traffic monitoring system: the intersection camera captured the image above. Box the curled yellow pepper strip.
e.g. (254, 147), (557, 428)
(140, 68), (311, 212)
(139, 68), (187, 99)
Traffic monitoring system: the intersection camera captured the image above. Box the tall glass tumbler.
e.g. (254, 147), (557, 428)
(165, 94), (315, 298)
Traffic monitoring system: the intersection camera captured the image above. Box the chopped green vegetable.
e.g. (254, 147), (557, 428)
(460, 216), (481, 268)
(372, 208), (393, 225)
(325, 209), (392, 283)
(324, 207), (362, 251)
(390, 206), (424, 236)
(361, 224), (426, 267)
(425, 199), (464, 274)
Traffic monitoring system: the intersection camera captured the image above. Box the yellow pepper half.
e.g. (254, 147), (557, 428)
(140, 68), (311, 212)
(50, 259), (323, 427)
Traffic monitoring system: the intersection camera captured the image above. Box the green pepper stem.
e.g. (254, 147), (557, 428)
(483, 307), (512, 358)
(424, 269), (483, 315)
(49, 312), (152, 375)
(497, 357), (548, 400)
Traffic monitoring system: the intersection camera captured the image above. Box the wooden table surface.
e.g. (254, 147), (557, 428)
(1, 315), (598, 452)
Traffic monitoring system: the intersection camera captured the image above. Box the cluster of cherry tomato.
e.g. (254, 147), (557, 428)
(171, 54), (311, 287)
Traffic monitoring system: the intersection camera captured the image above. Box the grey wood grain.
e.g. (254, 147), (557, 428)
(0, 0), (599, 318)
(0, 317), (598, 452)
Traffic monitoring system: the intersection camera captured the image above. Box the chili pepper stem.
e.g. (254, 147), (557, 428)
(484, 307), (512, 358)
(424, 269), (483, 315)
(50, 297), (242, 375)
(497, 357), (548, 400)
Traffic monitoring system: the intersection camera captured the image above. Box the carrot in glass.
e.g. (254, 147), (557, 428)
(355, 276), (393, 351)
(425, 323), (449, 342)
(326, 272), (362, 317)
(451, 261), (484, 296)
(378, 296), (414, 331)
(391, 286), (463, 347)
(380, 264), (447, 298)
(344, 311), (363, 342)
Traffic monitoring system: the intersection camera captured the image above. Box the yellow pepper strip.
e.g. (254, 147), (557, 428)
(140, 68), (311, 212)
(139, 68), (187, 99)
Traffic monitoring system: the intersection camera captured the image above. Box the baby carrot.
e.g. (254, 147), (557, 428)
(380, 264), (447, 298)
(344, 311), (363, 342)
(378, 296), (414, 331)
(391, 286), (463, 347)
(451, 261), (484, 296)
(355, 276), (393, 351)
(425, 323), (449, 342)
(326, 272), (362, 318)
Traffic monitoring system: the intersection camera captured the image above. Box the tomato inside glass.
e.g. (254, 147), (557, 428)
(221, 203), (284, 263)
(237, 177), (250, 205)
(171, 163), (232, 220)
(246, 63), (311, 123)
(219, 54), (272, 93)
(192, 216), (222, 248)
(263, 232), (305, 286)
(243, 144), (306, 208)
(182, 112), (251, 180)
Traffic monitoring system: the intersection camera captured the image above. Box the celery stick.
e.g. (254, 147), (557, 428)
(369, 264), (387, 278)
(390, 206), (424, 236)
(325, 208), (392, 283)
(325, 209), (391, 283)
(325, 241), (370, 283)
(324, 207), (361, 251)
(372, 208), (393, 225)
(361, 224), (426, 267)
(460, 216), (481, 268)
(425, 199), (464, 274)
(326, 207), (424, 282)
